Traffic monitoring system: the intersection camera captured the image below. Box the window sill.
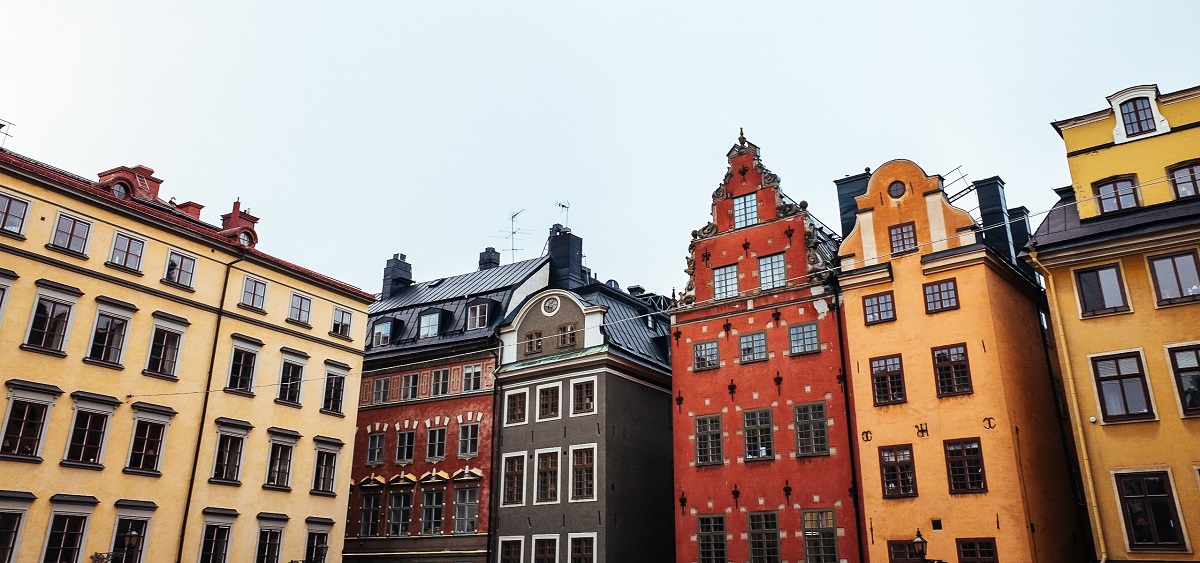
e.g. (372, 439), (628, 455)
(395, 460), (413, 465)
(123, 467), (162, 478)
(426, 456), (446, 462)
(891, 247), (920, 257)
(286, 318), (313, 329)
(319, 408), (345, 418)
(45, 243), (88, 261)
(309, 489), (337, 497)
(0, 453), (42, 464)
(1156, 296), (1200, 308)
(208, 478), (241, 487)
(328, 331), (353, 342)
(19, 344), (67, 358)
(1080, 307), (1131, 319)
(874, 400), (908, 407)
(1099, 414), (1157, 425)
(262, 484), (292, 493)
(740, 357), (768, 365)
(82, 357), (125, 370)
(141, 369), (179, 382)
(864, 317), (897, 326)
(949, 488), (988, 495)
(60, 460), (104, 471)
(274, 399), (302, 409)
(789, 349), (820, 357)
(104, 261), (144, 276)
(222, 387), (256, 398)
(692, 365), (720, 373)
(237, 303), (267, 315)
(882, 494), (919, 500)
(159, 278), (195, 292)
(457, 453), (479, 460)
(937, 390), (974, 398)
(695, 461), (723, 468)
(924, 306), (961, 315)
(796, 451), (831, 459)
(0, 229), (26, 241)
(744, 456), (775, 463)
(1126, 545), (1189, 553)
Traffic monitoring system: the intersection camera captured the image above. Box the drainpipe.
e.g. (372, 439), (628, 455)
(1028, 251), (1106, 563)
(830, 280), (867, 563)
(486, 336), (504, 563)
(174, 251), (245, 563)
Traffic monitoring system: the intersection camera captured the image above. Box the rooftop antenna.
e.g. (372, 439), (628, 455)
(0, 118), (13, 150)
(506, 209), (526, 262)
(555, 200), (570, 227)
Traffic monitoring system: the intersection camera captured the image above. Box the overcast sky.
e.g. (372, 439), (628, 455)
(3, 2), (1197, 298)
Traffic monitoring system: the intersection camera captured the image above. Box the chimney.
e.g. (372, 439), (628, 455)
(382, 253), (413, 298)
(97, 165), (164, 201)
(548, 224), (585, 289)
(627, 285), (645, 297)
(479, 247), (501, 271)
(973, 177), (1015, 263)
(1006, 206), (1038, 279)
(220, 200), (260, 231)
(176, 201), (204, 220)
(834, 170), (872, 238)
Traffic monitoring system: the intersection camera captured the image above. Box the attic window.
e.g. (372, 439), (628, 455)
(1120, 98), (1156, 137)
(112, 183), (129, 199)
(239, 232), (253, 246)
(419, 312), (439, 338)
(372, 321), (392, 347)
(467, 303), (488, 330)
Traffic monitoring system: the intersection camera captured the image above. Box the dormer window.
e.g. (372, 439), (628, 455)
(239, 231), (253, 246)
(1095, 177), (1139, 214)
(733, 193), (757, 228)
(112, 182), (129, 199)
(1107, 86), (1169, 144)
(467, 303), (488, 330)
(419, 312), (440, 338)
(1119, 97), (1156, 137)
(372, 321), (392, 347)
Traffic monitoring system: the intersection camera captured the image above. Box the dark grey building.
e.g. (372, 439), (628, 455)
(493, 226), (674, 563)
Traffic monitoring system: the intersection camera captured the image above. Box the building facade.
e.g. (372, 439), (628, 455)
(1026, 84), (1200, 562)
(344, 248), (551, 562)
(672, 135), (860, 563)
(0, 149), (373, 563)
(836, 159), (1086, 563)
(494, 227), (675, 563)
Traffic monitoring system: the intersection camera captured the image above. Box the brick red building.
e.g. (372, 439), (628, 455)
(672, 134), (862, 563)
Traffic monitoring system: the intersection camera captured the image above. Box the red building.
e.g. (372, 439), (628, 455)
(672, 134), (862, 563)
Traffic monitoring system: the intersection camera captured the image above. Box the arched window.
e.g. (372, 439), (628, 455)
(1119, 97), (1156, 136)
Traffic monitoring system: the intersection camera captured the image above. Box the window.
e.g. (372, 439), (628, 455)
(759, 253), (786, 290)
(371, 321), (391, 346)
(462, 364), (482, 392)
(956, 538), (998, 563)
(713, 264), (739, 299)
(502, 453), (525, 505)
(228, 349), (257, 393)
(789, 323), (819, 354)
(889, 222), (918, 254)
(212, 434), (245, 482)
(265, 441), (293, 488)
(1170, 346), (1200, 415)
(26, 297), (72, 351)
(458, 424), (478, 456)
(557, 323), (577, 347)
(88, 312), (129, 364)
(887, 541), (922, 562)
(1, 390), (56, 459)
(388, 491), (412, 536)
(241, 277), (267, 309)
(322, 371), (345, 413)
(304, 532), (329, 563)
(505, 391), (527, 425)
(0, 192), (29, 235)
(871, 355), (906, 406)
(420, 490), (444, 534)
(698, 515), (726, 563)
(401, 374), (418, 400)
(1076, 264), (1129, 316)
(289, 294), (312, 325)
(1120, 97), (1156, 136)
(880, 444), (917, 498)
(933, 344), (972, 396)
(733, 193), (758, 228)
(863, 291), (896, 324)
(1170, 162), (1200, 199)
(695, 415), (722, 465)
(453, 488), (478, 533)
(112, 517), (148, 563)
(164, 251), (196, 287)
(795, 403), (829, 456)
(803, 509), (837, 563)
(366, 433), (384, 464)
(127, 420), (165, 472)
(748, 512), (781, 563)
(360, 493), (381, 536)
(145, 327), (182, 377)
(430, 369), (449, 396)
(396, 431), (415, 463)
(538, 385), (560, 420)
(1116, 471), (1184, 549)
(569, 534), (595, 563)
(51, 214), (90, 254)
(1093, 353), (1153, 421)
(42, 513), (87, 563)
(418, 312), (439, 338)
(743, 410), (773, 461)
(739, 332), (767, 362)
(500, 539), (523, 563)
(945, 438), (987, 493)
(534, 536), (558, 563)
(371, 377), (389, 405)
(1095, 177), (1139, 214)
(427, 428), (446, 460)
(524, 331), (543, 354)
(313, 449), (337, 493)
(64, 410), (108, 465)
(1149, 251), (1200, 305)
(255, 528), (282, 563)
(200, 523), (230, 563)
(694, 341), (719, 370)
(570, 445), (595, 500)
(331, 308), (352, 338)
(536, 449), (560, 503)
(109, 233), (144, 270)
(923, 279), (959, 313)
(467, 303), (488, 330)
(277, 361), (303, 404)
(572, 379), (595, 414)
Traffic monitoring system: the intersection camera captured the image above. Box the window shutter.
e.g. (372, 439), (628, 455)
(418, 370), (431, 397)
(360, 379), (372, 406)
(482, 360), (495, 390)
(389, 375), (401, 402)
(449, 367), (462, 394)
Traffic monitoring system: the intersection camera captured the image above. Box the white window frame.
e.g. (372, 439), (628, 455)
(108, 231), (146, 271)
(452, 486), (479, 534)
(254, 522), (284, 563)
(467, 303), (488, 330)
(566, 532), (598, 563)
(371, 320), (391, 347)
(331, 307), (352, 337)
(61, 393), (118, 466)
(143, 314), (188, 379)
(211, 420), (251, 483)
(23, 284), (81, 353)
(371, 377), (390, 405)
(498, 536), (524, 563)
(713, 264), (738, 300)
(162, 249), (197, 288)
(419, 312), (439, 338)
(87, 300), (136, 366)
(322, 364), (348, 414)
(0, 381), (61, 460)
(264, 429), (299, 489)
(462, 363), (483, 392)
(758, 253), (786, 290)
(569, 376), (597, 418)
(426, 426), (447, 460)
(277, 350), (307, 405)
(1086, 347), (1160, 425)
(1108, 86), (1171, 144)
(312, 437), (342, 495)
(1109, 467), (1192, 553)
(289, 292), (313, 325)
(500, 451), (528, 507)
(198, 510), (236, 563)
(303, 522), (332, 563)
(458, 423), (479, 457)
(241, 275), (268, 309)
(535, 382), (563, 422)
(0, 494), (33, 562)
(0, 190), (31, 237)
(125, 403), (175, 474)
(733, 193), (757, 228)
(0, 271), (16, 339)
(430, 369), (450, 397)
(49, 211), (93, 255)
(530, 534), (560, 563)
(365, 432), (385, 465)
(532, 446), (562, 506)
(40, 501), (95, 563)
(111, 502), (155, 563)
(226, 336), (262, 394)
(789, 322), (820, 355)
(400, 373), (418, 401)
(503, 388), (529, 427)
(567, 443), (597, 503)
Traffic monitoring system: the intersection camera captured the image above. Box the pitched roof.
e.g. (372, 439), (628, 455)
(575, 283), (671, 369)
(371, 257), (547, 313)
(1028, 187), (1200, 252)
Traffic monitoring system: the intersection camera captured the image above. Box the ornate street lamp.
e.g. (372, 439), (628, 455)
(288, 538), (329, 563)
(911, 529), (948, 563)
(90, 529), (139, 563)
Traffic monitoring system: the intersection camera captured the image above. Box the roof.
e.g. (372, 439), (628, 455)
(573, 282), (671, 369)
(371, 257), (547, 313)
(0, 148), (374, 302)
(1027, 189), (1200, 252)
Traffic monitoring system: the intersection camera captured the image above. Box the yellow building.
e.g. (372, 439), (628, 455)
(1026, 84), (1200, 562)
(0, 149), (373, 563)
(836, 160), (1087, 562)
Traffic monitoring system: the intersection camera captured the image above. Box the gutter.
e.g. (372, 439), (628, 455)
(486, 335), (504, 563)
(174, 251), (245, 563)
(830, 280), (867, 563)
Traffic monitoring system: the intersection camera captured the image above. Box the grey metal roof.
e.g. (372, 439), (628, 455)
(1028, 188), (1200, 252)
(370, 257), (547, 314)
(575, 284), (671, 369)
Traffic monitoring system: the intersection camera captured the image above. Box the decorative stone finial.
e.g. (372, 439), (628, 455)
(738, 127), (746, 146)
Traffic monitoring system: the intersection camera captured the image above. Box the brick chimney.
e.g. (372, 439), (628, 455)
(548, 224), (585, 290)
(479, 247), (501, 271)
(175, 201), (204, 220)
(220, 200), (259, 231)
(382, 253), (414, 298)
(97, 165), (164, 201)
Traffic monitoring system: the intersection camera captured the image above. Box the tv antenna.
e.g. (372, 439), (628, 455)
(504, 209), (529, 262)
(0, 118), (14, 150)
(555, 200), (570, 226)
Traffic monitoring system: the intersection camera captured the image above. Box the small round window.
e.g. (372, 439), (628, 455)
(112, 182), (129, 199)
(541, 296), (560, 316)
(239, 231), (253, 246)
(887, 181), (906, 199)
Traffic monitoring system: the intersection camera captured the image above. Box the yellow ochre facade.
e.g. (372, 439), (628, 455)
(1027, 84), (1200, 561)
(0, 149), (373, 563)
(837, 160), (1087, 562)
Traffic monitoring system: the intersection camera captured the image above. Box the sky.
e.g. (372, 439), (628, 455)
(2, 1), (1198, 298)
